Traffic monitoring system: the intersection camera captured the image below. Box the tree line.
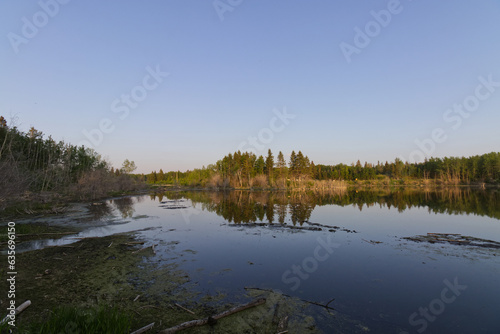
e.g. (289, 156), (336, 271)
(147, 149), (500, 188)
(0, 116), (142, 207)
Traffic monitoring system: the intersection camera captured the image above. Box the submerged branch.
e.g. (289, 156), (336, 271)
(244, 287), (336, 311)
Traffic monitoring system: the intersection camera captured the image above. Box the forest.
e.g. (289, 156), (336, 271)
(147, 149), (500, 188)
(0, 116), (142, 209)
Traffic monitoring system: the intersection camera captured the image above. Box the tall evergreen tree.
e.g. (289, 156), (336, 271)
(289, 151), (297, 177)
(265, 149), (274, 182)
(254, 155), (265, 175)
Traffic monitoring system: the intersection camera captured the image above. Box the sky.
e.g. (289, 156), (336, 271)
(1, 0), (500, 174)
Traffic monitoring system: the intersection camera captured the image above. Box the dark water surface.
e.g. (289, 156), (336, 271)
(14, 189), (500, 333)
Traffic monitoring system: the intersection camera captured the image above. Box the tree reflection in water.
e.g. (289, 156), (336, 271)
(111, 197), (135, 218)
(159, 188), (500, 224)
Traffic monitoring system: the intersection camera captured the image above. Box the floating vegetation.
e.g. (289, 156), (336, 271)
(404, 233), (500, 249)
(225, 220), (357, 233)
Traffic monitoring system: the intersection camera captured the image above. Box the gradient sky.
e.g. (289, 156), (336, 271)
(1, 1), (500, 174)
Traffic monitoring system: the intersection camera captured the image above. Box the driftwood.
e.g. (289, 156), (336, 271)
(244, 287), (335, 311)
(0, 300), (31, 325)
(159, 298), (266, 333)
(130, 322), (155, 334)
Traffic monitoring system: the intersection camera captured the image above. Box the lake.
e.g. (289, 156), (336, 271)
(14, 188), (500, 333)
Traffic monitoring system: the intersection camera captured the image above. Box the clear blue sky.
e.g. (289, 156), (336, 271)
(1, 0), (499, 173)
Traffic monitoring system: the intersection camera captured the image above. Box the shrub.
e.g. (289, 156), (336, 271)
(251, 175), (269, 188)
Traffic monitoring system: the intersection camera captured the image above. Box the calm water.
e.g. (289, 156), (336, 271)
(14, 189), (500, 333)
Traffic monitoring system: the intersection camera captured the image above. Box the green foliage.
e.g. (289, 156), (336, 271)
(121, 159), (137, 174)
(254, 155), (265, 175)
(24, 305), (131, 333)
(265, 149), (274, 180)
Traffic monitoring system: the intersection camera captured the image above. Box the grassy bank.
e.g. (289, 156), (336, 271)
(0, 233), (199, 332)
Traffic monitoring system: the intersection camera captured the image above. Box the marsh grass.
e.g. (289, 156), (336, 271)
(24, 305), (131, 334)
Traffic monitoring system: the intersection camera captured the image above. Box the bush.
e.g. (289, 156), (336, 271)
(207, 174), (223, 189)
(73, 170), (144, 200)
(251, 175), (269, 188)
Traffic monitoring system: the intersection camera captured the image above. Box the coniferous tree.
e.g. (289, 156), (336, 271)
(277, 151), (286, 178)
(254, 155), (265, 175)
(265, 149), (274, 183)
(289, 151), (297, 178)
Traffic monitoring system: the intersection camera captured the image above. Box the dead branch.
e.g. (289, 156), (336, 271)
(159, 298), (266, 333)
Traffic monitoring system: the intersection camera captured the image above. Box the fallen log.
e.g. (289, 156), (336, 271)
(159, 298), (266, 333)
(130, 322), (155, 334)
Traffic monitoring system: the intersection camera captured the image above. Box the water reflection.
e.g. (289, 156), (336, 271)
(160, 188), (500, 223)
(111, 197), (135, 218)
(86, 201), (114, 219)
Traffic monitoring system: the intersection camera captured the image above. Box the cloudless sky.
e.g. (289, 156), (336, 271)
(1, 0), (500, 173)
